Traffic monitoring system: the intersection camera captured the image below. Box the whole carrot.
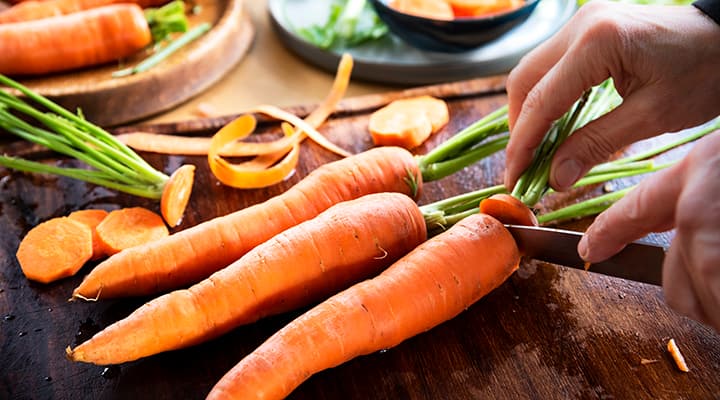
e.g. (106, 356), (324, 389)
(207, 212), (520, 400)
(0, 4), (151, 76)
(0, 0), (169, 23)
(67, 192), (427, 364)
(72, 146), (422, 300)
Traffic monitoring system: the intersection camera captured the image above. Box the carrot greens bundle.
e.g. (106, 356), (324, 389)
(0, 74), (194, 225)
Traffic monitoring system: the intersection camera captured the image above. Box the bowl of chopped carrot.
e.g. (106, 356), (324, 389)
(370, 0), (541, 52)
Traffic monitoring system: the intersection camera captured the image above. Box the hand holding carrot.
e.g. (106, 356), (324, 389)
(504, 1), (720, 192)
(578, 132), (720, 333)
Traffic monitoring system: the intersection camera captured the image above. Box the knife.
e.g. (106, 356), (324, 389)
(504, 224), (666, 285)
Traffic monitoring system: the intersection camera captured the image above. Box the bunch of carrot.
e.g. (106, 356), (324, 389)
(0, 0), (194, 76)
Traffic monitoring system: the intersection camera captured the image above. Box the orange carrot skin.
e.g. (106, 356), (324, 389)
(0, 4), (151, 76)
(0, 0), (170, 23)
(479, 193), (538, 226)
(207, 213), (520, 400)
(73, 146), (422, 299)
(67, 193), (427, 365)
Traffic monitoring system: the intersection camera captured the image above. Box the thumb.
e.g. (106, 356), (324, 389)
(549, 90), (671, 191)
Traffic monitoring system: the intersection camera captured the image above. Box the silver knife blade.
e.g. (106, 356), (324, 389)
(504, 224), (666, 285)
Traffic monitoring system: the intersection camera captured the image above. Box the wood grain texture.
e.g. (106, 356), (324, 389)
(1, 78), (718, 400)
(2, 0), (255, 127)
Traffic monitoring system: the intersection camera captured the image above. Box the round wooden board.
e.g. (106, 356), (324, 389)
(4, 0), (255, 127)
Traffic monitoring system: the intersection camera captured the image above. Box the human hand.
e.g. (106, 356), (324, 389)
(578, 132), (720, 332)
(504, 1), (720, 192)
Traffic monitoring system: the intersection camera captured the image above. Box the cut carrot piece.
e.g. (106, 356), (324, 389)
(449, 0), (522, 17)
(16, 217), (93, 283)
(68, 209), (109, 260)
(389, 0), (455, 20)
(160, 164), (195, 227)
(667, 338), (689, 372)
(95, 207), (169, 255)
(369, 95), (449, 149)
(479, 193), (538, 226)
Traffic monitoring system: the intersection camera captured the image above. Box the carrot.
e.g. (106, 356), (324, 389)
(479, 193), (538, 226)
(368, 95), (450, 149)
(389, 0), (455, 20)
(0, 4), (152, 76)
(449, 0), (523, 18)
(207, 212), (520, 400)
(667, 338), (690, 372)
(95, 207), (169, 256)
(68, 209), (109, 260)
(160, 164), (195, 228)
(16, 217), (94, 283)
(72, 146), (422, 299)
(66, 192), (428, 365)
(0, 0), (170, 23)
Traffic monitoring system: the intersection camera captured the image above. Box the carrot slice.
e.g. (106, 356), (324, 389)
(389, 0), (455, 20)
(160, 164), (196, 227)
(479, 193), (539, 226)
(369, 95), (449, 149)
(68, 209), (109, 260)
(16, 217), (93, 283)
(449, 0), (522, 17)
(667, 338), (690, 372)
(95, 207), (169, 255)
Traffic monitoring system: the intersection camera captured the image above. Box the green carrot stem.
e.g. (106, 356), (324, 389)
(609, 117), (720, 165)
(418, 105), (508, 167)
(420, 134), (508, 182)
(537, 186), (635, 225)
(0, 156), (163, 199)
(587, 160), (655, 176)
(0, 75), (146, 165)
(113, 23), (212, 78)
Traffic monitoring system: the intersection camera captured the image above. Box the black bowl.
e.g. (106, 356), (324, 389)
(369, 0), (541, 53)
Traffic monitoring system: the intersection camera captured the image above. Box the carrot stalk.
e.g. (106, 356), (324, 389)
(67, 192), (428, 365)
(112, 22), (211, 78)
(206, 212), (520, 399)
(536, 186), (635, 225)
(72, 146), (422, 299)
(0, 74), (194, 225)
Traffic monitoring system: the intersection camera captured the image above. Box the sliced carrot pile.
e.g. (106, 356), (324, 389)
(95, 207), (169, 255)
(479, 193), (538, 226)
(389, 0), (454, 20)
(368, 95), (449, 149)
(160, 164), (195, 227)
(667, 338), (690, 372)
(16, 217), (93, 283)
(68, 209), (109, 260)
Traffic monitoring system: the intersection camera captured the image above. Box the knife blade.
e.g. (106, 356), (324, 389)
(504, 224), (666, 285)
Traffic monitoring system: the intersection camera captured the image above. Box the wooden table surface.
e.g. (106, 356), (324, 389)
(1, 75), (720, 400)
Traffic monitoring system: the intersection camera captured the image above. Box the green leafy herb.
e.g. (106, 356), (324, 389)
(294, 0), (388, 49)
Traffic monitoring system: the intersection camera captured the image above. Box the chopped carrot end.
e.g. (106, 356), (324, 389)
(68, 209), (109, 260)
(96, 207), (169, 255)
(667, 338), (689, 372)
(369, 95), (449, 149)
(479, 193), (538, 227)
(161, 164), (196, 227)
(16, 217), (94, 283)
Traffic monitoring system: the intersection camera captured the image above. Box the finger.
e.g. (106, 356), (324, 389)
(578, 161), (686, 263)
(504, 36), (616, 190)
(548, 88), (677, 190)
(662, 238), (712, 328)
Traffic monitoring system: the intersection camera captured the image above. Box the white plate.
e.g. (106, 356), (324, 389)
(268, 0), (576, 85)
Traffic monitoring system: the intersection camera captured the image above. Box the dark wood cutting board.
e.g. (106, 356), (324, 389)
(1, 77), (719, 400)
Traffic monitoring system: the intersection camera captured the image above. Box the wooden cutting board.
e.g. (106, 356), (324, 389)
(1, 76), (719, 399)
(1, 0), (254, 127)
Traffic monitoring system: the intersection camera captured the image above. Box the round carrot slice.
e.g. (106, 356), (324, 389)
(16, 217), (93, 283)
(68, 209), (109, 260)
(96, 207), (169, 255)
(161, 164), (196, 227)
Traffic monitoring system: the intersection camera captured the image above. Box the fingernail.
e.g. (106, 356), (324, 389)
(578, 235), (590, 261)
(554, 158), (583, 189)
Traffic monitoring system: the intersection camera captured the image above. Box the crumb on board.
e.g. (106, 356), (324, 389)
(667, 338), (690, 372)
